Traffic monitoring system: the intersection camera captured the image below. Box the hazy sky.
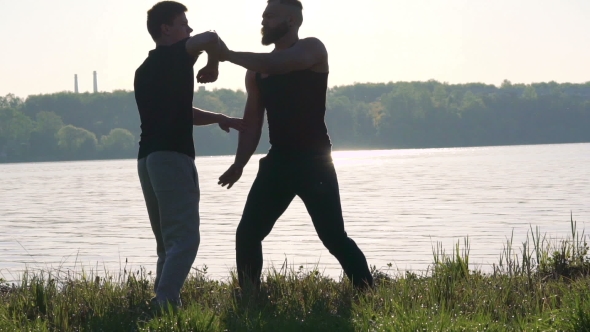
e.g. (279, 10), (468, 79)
(1, 0), (589, 97)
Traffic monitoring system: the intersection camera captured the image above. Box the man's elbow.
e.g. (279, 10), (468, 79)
(243, 121), (263, 137)
(240, 128), (261, 142)
(203, 32), (218, 50)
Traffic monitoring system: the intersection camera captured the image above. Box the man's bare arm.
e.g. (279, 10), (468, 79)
(218, 70), (264, 189)
(234, 70), (265, 167)
(185, 31), (219, 57)
(192, 108), (224, 126)
(224, 38), (327, 75)
(186, 31), (221, 84)
(193, 108), (243, 133)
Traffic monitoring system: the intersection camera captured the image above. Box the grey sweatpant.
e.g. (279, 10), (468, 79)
(137, 151), (200, 305)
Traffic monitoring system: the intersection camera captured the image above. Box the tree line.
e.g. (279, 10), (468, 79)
(1, 80), (589, 163)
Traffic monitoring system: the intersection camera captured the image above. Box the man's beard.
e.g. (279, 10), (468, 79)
(261, 21), (290, 46)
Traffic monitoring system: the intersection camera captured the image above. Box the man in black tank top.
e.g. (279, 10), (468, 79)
(217, 0), (374, 290)
(134, 2), (242, 309)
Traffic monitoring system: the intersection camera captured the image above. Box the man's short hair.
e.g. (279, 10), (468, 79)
(268, 0), (303, 10)
(268, 0), (303, 27)
(147, 1), (188, 40)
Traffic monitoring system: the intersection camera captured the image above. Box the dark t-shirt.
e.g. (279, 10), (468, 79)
(256, 70), (332, 156)
(134, 38), (198, 160)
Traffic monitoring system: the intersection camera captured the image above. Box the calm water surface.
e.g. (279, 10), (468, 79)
(1, 143), (589, 281)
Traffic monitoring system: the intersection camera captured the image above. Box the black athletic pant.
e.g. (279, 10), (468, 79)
(236, 151), (374, 289)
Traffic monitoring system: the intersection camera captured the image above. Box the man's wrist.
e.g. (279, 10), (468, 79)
(223, 50), (235, 63)
(205, 59), (219, 67)
(217, 113), (228, 123)
(233, 161), (245, 168)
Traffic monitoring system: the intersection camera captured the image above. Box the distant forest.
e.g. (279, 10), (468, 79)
(1, 80), (590, 163)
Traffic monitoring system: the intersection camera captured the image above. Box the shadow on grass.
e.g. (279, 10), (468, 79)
(223, 292), (355, 332)
(222, 268), (356, 332)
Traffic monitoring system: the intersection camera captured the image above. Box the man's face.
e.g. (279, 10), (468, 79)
(261, 4), (290, 46)
(163, 13), (193, 43)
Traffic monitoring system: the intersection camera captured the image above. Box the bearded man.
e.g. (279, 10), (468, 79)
(217, 0), (374, 291)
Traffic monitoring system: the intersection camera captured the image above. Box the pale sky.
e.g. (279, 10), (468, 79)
(1, 0), (589, 97)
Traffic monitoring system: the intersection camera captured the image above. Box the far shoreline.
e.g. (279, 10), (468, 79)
(1, 141), (589, 166)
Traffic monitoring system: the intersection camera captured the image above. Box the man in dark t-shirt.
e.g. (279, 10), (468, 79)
(134, 1), (242, 308)
(217, 0), (374, 291)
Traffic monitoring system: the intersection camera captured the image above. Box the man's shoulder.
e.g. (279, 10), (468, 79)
(134, 55), (154, 80)
(297, 37), (327, 56)
(301, 37), (322, 43)
(136, 55), (151, 69)
(149, 39), (196, 62)
(171, 37), (191, 51)
(299, 37), (325, 47)
(169, 38), (198, 62)
(135, 42), (194, 76)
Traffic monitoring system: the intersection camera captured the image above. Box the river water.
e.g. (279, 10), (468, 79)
(1, 143), (588, 281)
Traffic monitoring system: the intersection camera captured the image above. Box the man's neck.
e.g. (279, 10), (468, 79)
(155, 37), (179, 47)
(273, 33), (299, 51)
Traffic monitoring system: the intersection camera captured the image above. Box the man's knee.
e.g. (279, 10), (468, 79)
(236, 222), (251, 244)
(170, 229), (200, 258)
(185, 230), (200, 253)
(189, 235), (200, 254)
(236, 220), (264, 246)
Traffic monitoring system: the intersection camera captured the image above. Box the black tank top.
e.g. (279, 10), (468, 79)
(257, 70), (332, 156)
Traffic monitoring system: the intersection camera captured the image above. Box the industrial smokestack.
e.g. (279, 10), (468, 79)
(74, 74), (79, 93)
(93, 71), (98, 93)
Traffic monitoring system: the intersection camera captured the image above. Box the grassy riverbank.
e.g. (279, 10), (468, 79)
(2, 217), (590, 331)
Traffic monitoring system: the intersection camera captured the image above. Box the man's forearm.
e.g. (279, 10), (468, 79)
(193, 108), (224, 126)
(234, 129), (261, 167)
(227, 51), (281, 74)
(206, 54), (220, 69)
(204, 36), (220, 68)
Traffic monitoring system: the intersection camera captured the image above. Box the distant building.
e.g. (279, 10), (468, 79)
(93, 71), (98, 93)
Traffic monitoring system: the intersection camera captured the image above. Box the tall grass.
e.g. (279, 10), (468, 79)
(1, 215), (589, 331)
